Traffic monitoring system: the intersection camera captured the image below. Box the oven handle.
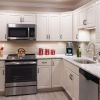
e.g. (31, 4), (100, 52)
(5, 61), (37, 65)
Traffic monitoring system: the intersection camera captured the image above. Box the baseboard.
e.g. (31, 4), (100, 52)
(38, 87), (63, 93)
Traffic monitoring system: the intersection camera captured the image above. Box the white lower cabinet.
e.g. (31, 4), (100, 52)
(51, 59), (62, 88)
(0, 61), (5, 92)
(63, 60), (79, 100)
(37, 66), (51, 89)
(37, 58), (79, 100)
(37, 59), (62, 89)
(37, 59), (52, 89)
(73, 73), (79, 100)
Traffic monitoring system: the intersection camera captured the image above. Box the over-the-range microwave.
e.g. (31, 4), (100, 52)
(7, 24), (36, 40)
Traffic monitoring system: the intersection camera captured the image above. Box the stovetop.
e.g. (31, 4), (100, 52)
(6, 54), (36, 61)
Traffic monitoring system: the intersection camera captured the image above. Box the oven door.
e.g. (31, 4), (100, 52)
(5, 61), (37, 87)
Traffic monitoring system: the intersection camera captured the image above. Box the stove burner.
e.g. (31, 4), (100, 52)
(6, 54), (36, 61)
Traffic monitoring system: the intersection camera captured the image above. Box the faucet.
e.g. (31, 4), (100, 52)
(86, 42), (97, 61)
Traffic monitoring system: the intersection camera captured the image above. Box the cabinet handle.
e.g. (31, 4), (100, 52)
(22, 17), (24, 22)
(52, 61), (54, 66)
(5, 34), (7, 39)
(83, 19), (87, 25)
(3, 70), (5, 75)
(46, 35), (48, 39)
(42, 62), (47, 64)
(76, 34), (78, 39)
(49, 34), (50, 40)
(69, 74), (73, 80)
(60, 34), (62, 39)
(20, 17), (22, 22)
(37, 68), (39, 73)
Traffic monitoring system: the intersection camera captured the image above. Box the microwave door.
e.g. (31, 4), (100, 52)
(8, 28), (29, 40)
(29, 28), (36, 40)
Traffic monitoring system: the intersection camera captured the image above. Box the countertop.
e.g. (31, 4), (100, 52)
(36, 54), (100, 78)
(0, 55), (8, 60)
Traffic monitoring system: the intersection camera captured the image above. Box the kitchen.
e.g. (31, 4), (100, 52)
(0, 0), (100, 100)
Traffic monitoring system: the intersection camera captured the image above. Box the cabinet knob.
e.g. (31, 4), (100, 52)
(69, 74), (73, 80)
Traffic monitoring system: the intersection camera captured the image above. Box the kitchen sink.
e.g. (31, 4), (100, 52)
(73, 59), (96, 64)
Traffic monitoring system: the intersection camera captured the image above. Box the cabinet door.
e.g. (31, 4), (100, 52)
(60, 13), (72, 41)
(78, 9), (86, 28)
(22, 14), (36, 24)
(66, 68), (74, 98)
(96, 2), (100, 42)
(36, 14), (49, 41)
(0, 14), (7, 41)
(0, 68), (5, 92)
(48, 14), (60, 41)
(52, 59), (62, 87)
(7, 14), (21, 24)
(86, 3), (96, 28)
(73, 73), (79, 100)
(37, 66), (51, 89)
(73, 11), (79, 41)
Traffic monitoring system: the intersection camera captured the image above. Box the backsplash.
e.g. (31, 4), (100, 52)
(0, 41), (66, 55)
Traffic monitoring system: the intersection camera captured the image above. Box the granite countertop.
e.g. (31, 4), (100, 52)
(36, 54), (100, 78)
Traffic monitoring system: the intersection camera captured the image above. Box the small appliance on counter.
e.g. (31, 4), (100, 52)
(66, 42), (73, 56)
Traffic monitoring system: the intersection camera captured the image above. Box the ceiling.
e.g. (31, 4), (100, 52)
(0, 0), (92, 11)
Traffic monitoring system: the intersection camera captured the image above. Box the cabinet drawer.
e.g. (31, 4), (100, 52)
(38, 59), (51, 66)
(64, 60), (79, 75)
(0, 61), (5, 68)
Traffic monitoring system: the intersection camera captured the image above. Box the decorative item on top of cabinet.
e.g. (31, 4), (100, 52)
(7, 13), (36, 24)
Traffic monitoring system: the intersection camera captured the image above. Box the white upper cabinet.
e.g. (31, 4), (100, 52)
(36, 13), (72, 41)
(78, 2), (96, 29)
(7, 14), (21, 24)
(60, 13), (73, 41)
(96, 1), (100, 42)
(86, 3), (96, 28)
(21, 14), (36, 24)
(48, 14), (60, 41)
(0, 14), (7, 41)
(7, 13), (36, 24)
(36, 14), (49, 41)
(78, 9), (87, 29)
(73, 11), (79, 41)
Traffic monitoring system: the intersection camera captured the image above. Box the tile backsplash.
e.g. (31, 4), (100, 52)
(0, 41), (66, 55)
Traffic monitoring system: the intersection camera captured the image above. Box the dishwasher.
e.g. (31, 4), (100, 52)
(79, 68), (99, 100)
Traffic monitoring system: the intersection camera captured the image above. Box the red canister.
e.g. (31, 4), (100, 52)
(38, 48), (43, 55)
(45, 49), (50, 55)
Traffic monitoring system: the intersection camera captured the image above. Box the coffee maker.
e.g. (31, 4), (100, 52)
(66, 42), (73, 56)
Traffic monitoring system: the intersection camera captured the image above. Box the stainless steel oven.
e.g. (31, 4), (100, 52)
(7, 24), (36, 40)
(5, 54), (37, 96)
